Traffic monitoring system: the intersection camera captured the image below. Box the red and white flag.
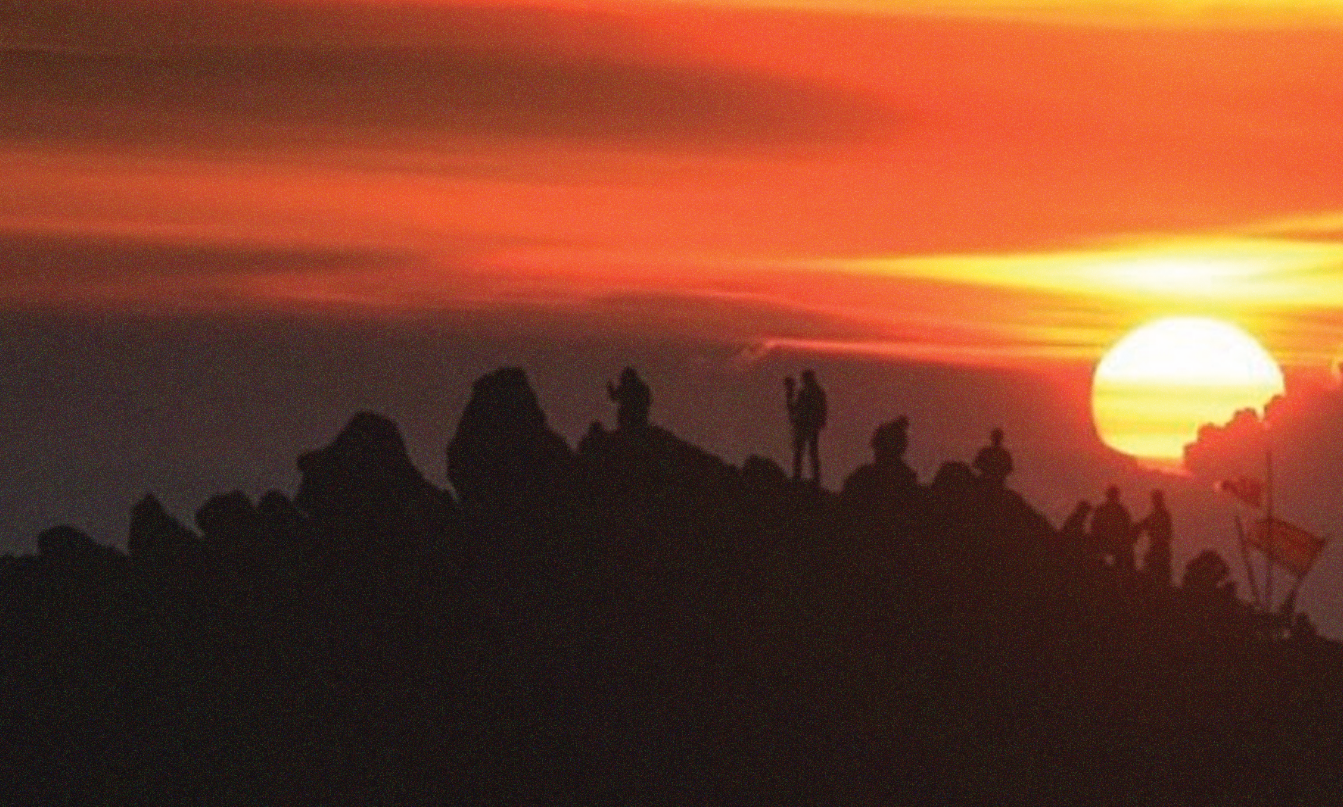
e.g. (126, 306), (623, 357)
(1219, 477), (1264, 509)
(1248, 517), (1327, 578)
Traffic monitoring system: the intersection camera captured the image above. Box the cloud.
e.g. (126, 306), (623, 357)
(0, 231), (407, 311)
(0, 38), (898, 151)
(0, 229), (1119, 362)
(1184, 380), (1343, 526)
(0, 231), (394, 279)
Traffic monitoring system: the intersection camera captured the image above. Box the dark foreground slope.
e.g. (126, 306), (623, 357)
(3, 368), (1343, 806)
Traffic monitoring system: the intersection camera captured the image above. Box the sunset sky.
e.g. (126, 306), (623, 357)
(8, 0), (1343, 362)
(7, 0), (1343, 629)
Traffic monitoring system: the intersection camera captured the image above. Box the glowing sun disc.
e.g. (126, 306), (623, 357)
(1092, 317), (1283, 467)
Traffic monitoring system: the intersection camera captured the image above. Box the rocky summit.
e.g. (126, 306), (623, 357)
(2, 367), (1341, 806)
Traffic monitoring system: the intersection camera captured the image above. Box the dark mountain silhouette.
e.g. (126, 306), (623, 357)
(3, 367), (1343, 805)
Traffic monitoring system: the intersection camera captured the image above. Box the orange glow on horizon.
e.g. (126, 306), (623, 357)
(300, 0), (1343, 28)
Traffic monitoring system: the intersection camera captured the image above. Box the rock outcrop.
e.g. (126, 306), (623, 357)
(447, 367), (577, 509)
(297, 411), (446, 528)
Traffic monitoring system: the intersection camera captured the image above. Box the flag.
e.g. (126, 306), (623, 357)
(1219, 477), (1264, 509)
(1248, 518), (1327, 578)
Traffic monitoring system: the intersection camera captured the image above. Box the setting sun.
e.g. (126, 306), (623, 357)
(1092, 317), (1284, 468)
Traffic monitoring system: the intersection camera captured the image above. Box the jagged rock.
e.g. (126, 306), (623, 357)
(579, 420), (736, 499)
(1183, 549), (1231, 597)
(925, 460), (1054, 557)
(985, 486), (1055, 543)
(257, 489), (306, 537)
(741, 455), (788, 490)
(196, 490), (258, 540)
(127, 493), (201, 562)
(15, 372), (1343, 807)
(930, 461), (977, 500)
(840, 461), (918, 502)
(447, 367), (576, 508)
(36, 525), (120, 565)
(297, 411), (443, 525)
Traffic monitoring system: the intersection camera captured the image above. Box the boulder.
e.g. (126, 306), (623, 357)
(296, 411), (441, 525)
(447, 367), (576, 508)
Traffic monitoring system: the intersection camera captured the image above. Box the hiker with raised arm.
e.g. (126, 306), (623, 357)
(607, 367), (651, 431)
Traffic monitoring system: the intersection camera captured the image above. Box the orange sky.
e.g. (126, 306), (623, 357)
(6, 0), (1343, 371)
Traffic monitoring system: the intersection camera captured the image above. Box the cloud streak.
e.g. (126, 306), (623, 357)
(0, 229), (1138, 367)
(2, 7), (899, 151)
(0, 231), (409, 312)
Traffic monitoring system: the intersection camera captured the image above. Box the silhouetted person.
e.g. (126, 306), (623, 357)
(972, 427), (1013, 487)
(1090, 485), (1135, 574)
(1057, 500), (1097, 569)
(1182, 548), (1230, 598)
(607, 367), (651, 431)
(841, 416), (918, 505)
(785, 370), (827, 485)
(872, 416), (911, 469)
(870, 417), (916, 487)
(1137, 489), (1172, 587)
(1059, 500), (1092, 542)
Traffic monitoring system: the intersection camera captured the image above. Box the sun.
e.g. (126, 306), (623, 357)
(1092, 317), (1284, 469)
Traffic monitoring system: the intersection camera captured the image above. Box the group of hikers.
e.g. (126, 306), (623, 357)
(607, 365), (1175, 585)
(1062, 487), (1173, 586)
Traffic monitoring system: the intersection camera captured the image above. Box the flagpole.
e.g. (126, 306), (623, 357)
(1282, 573), (1305, 622)
(1235, 515), (1263, 611)
(1265, 446), (1274, 614)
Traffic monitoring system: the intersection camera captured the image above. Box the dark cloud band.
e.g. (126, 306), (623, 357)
(0, 39), (899, 150)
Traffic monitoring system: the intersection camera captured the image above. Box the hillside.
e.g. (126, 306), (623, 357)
(3, 367), (1341, 805)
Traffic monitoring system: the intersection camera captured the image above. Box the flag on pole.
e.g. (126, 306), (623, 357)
(1219, 477), (1265, 509)
(1247, 518), (1327, 578)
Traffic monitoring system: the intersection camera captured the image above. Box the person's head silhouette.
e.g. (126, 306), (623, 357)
(871, 417), (910, 465)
